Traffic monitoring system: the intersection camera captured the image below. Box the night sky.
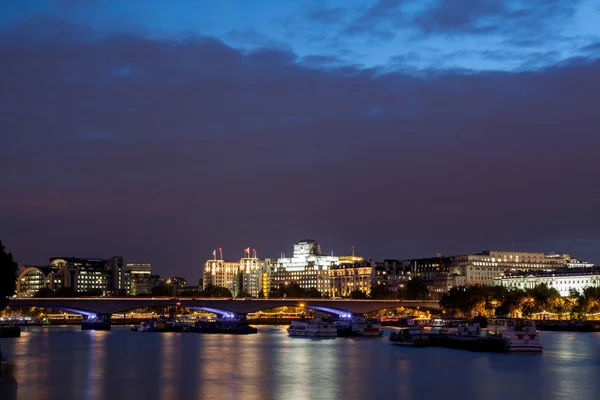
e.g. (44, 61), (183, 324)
(1, 0), (599, 281)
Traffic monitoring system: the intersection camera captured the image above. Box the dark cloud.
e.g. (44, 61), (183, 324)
(301, 54), (345, 67)
(343, 0), (407, 39)
(1, 16), (600, 279)
(343, 0), (580, 53)
(307, 7), (347, 24)
(414, 0), (579, 36)
(581, 42), (600, 54)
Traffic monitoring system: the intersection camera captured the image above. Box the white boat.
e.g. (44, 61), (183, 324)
(487, 318), (543, 352)
(334, 315), (384, 337)
(287, 319), (338, 337)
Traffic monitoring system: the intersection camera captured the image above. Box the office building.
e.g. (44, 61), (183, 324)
(329, 260), (374, 297)
(16, 265), (67, 297)
(450, 250), (566, 286)
(272, 240), (339, 296)
(16, 256), (130, 296)
(494, 268), (600, 296)
(128, 263), (152, 295)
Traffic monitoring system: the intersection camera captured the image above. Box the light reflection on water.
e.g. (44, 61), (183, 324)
(1, 327), (600, 400)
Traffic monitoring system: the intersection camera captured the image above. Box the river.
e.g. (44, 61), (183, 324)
(1, 326), (599, 400)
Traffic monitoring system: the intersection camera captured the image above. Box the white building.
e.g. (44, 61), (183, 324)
(203, 255), (272, 297)
(277, 239), (338, 271)
(203, 259), (239, 293)
(272, 239), (338, 296)
(450, 250), (566, 286)
(546, 252), (595, 268)
(236, 257), (272, 297)
(567, 258), (595, 268)
(494, 269), (600, 296)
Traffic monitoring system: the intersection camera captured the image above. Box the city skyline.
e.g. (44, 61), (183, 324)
(11, 242), (595, 283)
(1, 0), (600, 279)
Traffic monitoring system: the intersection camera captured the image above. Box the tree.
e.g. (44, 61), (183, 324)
(257, 289), (265, 298)
(199, 285), (233, 298)
(178, 289), (201, 297)
(304, 287), (322, 298)
(34, 288), (55, 298)
(236, 291), (252, 298)
(349, 289), (368, 299)
(151, 284), (172, 297)
(0, 241), (18, 309)
(369, 285), (395, 300)
(404, 279), (430, 300)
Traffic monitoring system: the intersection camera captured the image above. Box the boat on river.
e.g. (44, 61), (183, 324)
(439, 324), (506, 352)
(389, 327), (431, 346)
(184, 314), (257, 334)
(288, 318), (337, 337)
(334, 315), (383, 337)
(486, 318), (543, 352)
(132, 317), (184, 332)
(435, 318), (543, 353)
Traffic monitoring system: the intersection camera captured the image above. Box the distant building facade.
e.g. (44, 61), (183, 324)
(402, 255), (453, 292)
(127, 263), (152, 295)
(16, 256), (130, 296)
(329, 261), (374, 297)
(203, 255), (272, 297)
(494, 268), (600, 296)
(16, 265), (67, 297)
(272, 240), (339, 296)
(203, 259), (241, 294)
(450, 250), (566, 286)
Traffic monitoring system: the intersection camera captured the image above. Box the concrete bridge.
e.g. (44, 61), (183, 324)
(9, 297), (440, 317)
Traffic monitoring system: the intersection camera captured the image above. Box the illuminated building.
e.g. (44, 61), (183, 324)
(271, 264), (332, 295)
(16, 256), (130, 296)
(546, 252), (595, 268)
(272, 240), (339, 296)
(16, 265), (67, 297)
(374, 259), (410, 289)
(277, 240), (338, 271)
(494, 268), (600, 296)
(203, 250), (272, 297)
(203, 259), (239, 293)
(450, 250), (567, 286)
(128, 263), (152, 295)
(329, 260), (373, 297)
(236, 257), (272, 297)
(403, 254), (453, 283)
(49, 256), (130, 294)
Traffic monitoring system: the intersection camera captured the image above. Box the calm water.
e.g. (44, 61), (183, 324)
(1, 325), (600, 400)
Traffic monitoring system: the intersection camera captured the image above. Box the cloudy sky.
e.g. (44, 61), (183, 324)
(1, 0), (599, 280)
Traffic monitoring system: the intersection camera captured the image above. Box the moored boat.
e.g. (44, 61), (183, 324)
(389, 327), (431, 346)
(184, 314), (258, 334)
(132, 318), (184, 332)
(487, 318), (543, 352)
(287, 318), (338, 337)
(438, 324), (506, 352)
(334, 315), (383, 337)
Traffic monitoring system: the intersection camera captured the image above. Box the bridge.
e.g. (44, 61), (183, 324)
(8, 298), (441, 329)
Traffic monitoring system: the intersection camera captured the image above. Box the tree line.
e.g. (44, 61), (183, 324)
(440, 284), (600, 319)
